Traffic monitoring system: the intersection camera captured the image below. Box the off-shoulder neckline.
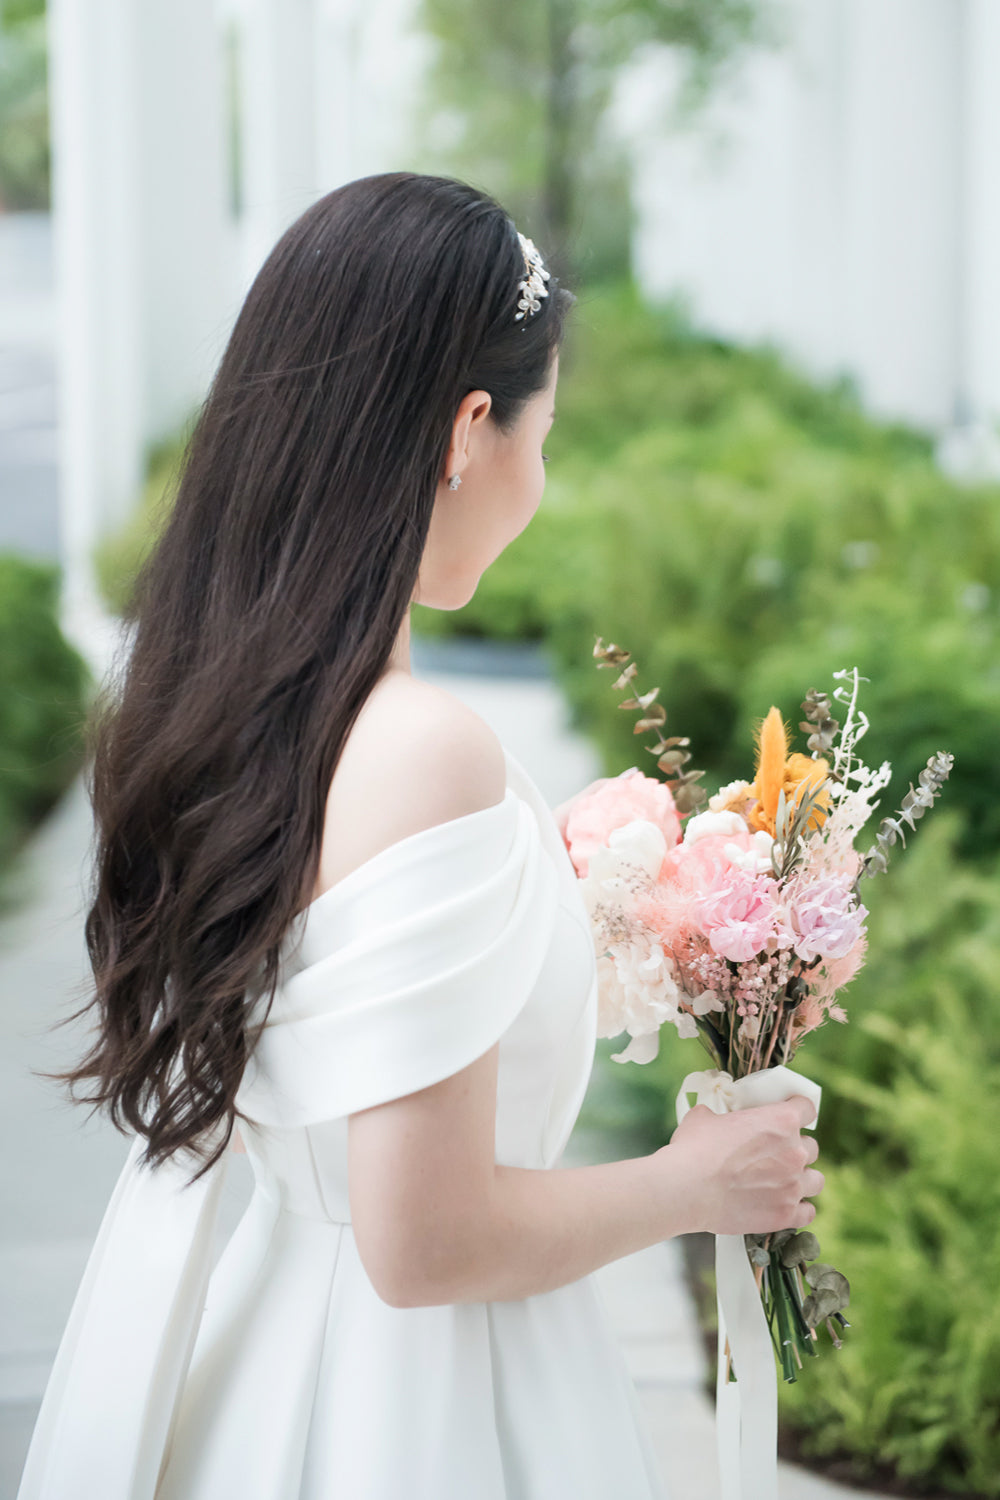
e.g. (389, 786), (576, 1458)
(296, 783), (519, 927)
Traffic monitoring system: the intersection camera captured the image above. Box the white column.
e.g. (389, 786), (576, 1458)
(48, 0), (235, 668)
(838, 0), (964, 430)
(945, 0), (1000, 475)
(236, 0), (319, 291)
(619, 0), (974, 436)
(47, 0), (144, 650)
(315, 0), (362, 193)
(133, 1), (232, 445)
(785, 0), (851, 381)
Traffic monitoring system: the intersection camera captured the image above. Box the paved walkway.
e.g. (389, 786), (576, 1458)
(0, 637), (879, 1499)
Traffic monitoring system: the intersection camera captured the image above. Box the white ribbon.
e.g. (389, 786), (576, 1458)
(675, 1064), (822, 1500)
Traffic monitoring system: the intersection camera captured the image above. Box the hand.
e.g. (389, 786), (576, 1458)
(664, 1093), (824, 1236)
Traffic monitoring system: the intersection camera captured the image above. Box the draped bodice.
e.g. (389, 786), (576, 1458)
(233, 747), (599, 1224)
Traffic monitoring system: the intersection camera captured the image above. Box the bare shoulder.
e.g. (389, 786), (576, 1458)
(312, 672), (507, 901)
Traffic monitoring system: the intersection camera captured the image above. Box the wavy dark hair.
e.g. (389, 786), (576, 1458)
(50, 172), (575, 1184)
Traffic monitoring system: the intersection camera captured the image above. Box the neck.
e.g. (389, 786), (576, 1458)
(389, 606), (412, 674)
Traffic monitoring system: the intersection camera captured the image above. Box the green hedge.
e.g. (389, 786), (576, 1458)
(0, 10), (49, 212)
(0, 555), (89, 860)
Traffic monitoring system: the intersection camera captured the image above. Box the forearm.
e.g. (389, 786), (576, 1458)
(408, 1145), (700, 1306)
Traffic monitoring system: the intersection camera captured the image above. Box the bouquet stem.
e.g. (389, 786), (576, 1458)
(760, 1243), (819, 1384)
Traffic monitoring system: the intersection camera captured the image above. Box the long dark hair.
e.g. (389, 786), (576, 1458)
(52, 172), (575, 1183)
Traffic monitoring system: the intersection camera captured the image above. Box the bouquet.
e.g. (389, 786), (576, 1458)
(562, 639), (953, 1495)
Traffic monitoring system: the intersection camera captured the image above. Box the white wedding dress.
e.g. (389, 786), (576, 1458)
(17, 745), (669, 1499)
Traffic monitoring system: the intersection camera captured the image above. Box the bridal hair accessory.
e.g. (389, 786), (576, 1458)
(514, 231), (550, 325)
(447, 474), (462, 489)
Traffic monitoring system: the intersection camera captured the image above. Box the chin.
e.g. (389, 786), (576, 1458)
(419, 575), (482, 613)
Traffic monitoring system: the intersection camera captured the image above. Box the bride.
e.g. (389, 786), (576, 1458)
(18, 170), (821, 1499)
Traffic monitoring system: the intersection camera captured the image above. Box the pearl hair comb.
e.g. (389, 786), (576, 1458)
(514, 231), (551, 324)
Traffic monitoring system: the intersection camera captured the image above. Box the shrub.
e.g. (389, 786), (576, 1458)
(0, 555), (90, 859)
(0, 11), (49, 211)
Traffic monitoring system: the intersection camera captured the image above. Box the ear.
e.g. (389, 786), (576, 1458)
(443, 388), (493, 481)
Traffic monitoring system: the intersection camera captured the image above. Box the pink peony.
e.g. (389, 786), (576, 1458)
(692, 867), (786, 963)
(631, 830), (767, 953)
(565, 768), (682, 878)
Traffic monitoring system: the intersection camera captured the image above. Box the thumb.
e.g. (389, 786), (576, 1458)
(675, 1101), (717, 1130)
(785, 1092), (818, 1128)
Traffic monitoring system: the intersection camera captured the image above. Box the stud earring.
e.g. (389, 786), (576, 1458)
(447, 474), (462, 490)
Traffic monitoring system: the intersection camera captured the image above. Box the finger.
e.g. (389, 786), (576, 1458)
(683, 1103), (719, 1122)
(791, 1198), (817, 1228)
(802, 1135), (820, 1165)
(671, 1102), (714, 1137)
(802, 1167), (825, 1198)
(786, 1092), (818, 1128)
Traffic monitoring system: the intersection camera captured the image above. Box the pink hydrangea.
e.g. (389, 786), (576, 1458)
(565, 768), (682, 878)
(785, 875), (868, 963)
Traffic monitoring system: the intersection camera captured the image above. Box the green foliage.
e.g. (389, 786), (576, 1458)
(0, 10), (49, 210)
(417, 277), (998, 859)
(778, 947), (1000, 1493)
(93, 430), (189, 616)
(0, 555), (89, 858)
(1, 1), (47, 25)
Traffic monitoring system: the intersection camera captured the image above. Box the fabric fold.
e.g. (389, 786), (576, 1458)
(237, 791), (559, 1127)
(17, 1128), (230, 1500)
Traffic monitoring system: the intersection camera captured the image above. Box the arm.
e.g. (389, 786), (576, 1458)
(350, 1036), (821, 1308)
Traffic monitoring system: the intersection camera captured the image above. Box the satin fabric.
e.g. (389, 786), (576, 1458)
(18, 747), (669, 1500)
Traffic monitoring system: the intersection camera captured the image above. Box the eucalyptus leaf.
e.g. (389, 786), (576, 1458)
(803, 1287), (843, 1325)
(779, 1231), (820, 1267)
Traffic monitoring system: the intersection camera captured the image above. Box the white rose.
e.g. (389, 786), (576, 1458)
(606, 818), (667, 877)
(682, 809), (747, 846)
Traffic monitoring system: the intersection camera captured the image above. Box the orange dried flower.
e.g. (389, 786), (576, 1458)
(747, 706), (830, 836)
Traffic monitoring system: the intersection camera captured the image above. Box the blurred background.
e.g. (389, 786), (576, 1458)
(1, 0), (997, 1495)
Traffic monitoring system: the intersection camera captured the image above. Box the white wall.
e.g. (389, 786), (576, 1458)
(612, 0), (1000, 463)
